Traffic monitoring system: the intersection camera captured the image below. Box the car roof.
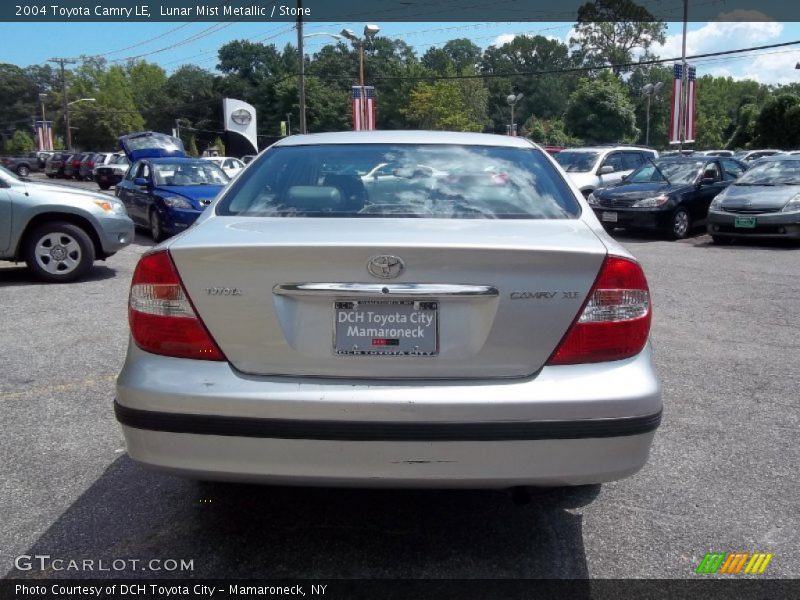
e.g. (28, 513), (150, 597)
(272, 130), (537, 149)
(147, 157), (214, 164)
(560, 146), (655, 153)
(750, 153), (800, 161)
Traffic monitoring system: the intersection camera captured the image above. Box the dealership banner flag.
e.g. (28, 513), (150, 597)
(352, 86), (376, 131)
(669, 64), (697, 144)
(35, 120), (53, 151)
(685, 65), (697, 143)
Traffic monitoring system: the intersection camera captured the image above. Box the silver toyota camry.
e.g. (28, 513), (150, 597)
(115, 131), (662, 488)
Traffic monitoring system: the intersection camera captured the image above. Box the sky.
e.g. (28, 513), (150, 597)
(1, 20), (800, 85)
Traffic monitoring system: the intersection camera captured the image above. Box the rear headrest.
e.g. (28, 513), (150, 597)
(285, 186), (342, 212)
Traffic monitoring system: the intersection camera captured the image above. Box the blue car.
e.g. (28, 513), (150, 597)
(116, 132), (230, 241)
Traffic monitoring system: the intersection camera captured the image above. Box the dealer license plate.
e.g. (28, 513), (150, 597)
(602, 211), (618, 223)
(734, 216), (756, 228)
(334, 300), (438, 356)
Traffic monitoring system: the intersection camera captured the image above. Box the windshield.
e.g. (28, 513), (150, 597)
(217, 144), (580, 219)
(153, 162), (229, 186)
(626, 160), (705, 184)
(554, 151), (600, 172)
(735, 160), (800, 185)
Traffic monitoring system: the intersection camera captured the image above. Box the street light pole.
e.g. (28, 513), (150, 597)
(342, 24), (380, 131)
(506, 93), (523, 136)
(48, 57), (76, 149)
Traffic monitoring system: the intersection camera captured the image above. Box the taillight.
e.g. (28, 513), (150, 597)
(547, 256), (651, 365)
(128, 250), (225, 361)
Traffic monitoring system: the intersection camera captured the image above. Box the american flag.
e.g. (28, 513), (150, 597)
(352, 86), (377, 131)
(669, 64), (697, 144)
(35, 120), (54, 151)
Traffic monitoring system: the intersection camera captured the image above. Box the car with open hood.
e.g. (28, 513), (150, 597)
(114, 131), (662, 489)
(707, 154), (800, 242)
(0, 164), (133, 282)
(588, 156), (748, 239)
(115, 132), (230, 241)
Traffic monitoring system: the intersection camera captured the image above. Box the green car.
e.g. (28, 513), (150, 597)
(0, 165), (135, 282)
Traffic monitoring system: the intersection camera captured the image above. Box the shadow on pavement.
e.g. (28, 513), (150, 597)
(0, 264), (120, 287)
(9, 456), (599, 580)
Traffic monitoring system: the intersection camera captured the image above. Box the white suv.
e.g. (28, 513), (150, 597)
(554, 146), (658, 197)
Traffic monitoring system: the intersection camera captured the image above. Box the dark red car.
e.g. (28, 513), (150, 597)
(63, 153), (88, 179)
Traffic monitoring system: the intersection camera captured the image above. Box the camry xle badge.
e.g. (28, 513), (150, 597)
(367, 255), (405, 279)
(510, 291), (580, 299)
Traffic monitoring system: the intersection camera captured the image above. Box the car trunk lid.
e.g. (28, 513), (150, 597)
(168, 217), (607, 378)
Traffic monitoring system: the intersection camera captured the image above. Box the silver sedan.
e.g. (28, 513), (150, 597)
(115, 131), (661, 488)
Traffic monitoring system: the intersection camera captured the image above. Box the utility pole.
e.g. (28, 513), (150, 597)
(296, 0), (306, 134)
(286, 113), (292, 135)
(48, 57), (77, 150)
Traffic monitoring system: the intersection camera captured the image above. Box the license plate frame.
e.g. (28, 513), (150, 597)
(334, 299), (439, 356)
(602, 211), (618, 223)
(734, 216), (756, 228)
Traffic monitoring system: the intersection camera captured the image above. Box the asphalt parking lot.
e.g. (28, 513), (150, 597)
(2, 174), (798, 579)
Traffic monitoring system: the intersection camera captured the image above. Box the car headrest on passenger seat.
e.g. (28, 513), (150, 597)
(284, 186), (342, 212)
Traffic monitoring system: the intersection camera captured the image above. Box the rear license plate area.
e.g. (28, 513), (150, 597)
(602, 211), (618, 223)
(334, 300), (438, 356)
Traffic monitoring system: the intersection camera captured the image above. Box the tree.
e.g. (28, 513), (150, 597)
(480, 35), (578, 133)
(564, 72), (639, 143)
(752, 94), (800, 149)
(571, 0), (666, 75)
(6, 129), (35, 154)
(211, 136), (226, 156)
(404, 81), (482, 131)
(523, 116), (581, 146)
(186, 135), (199, 157)
(274, 76), (350, 133)
(125, 61), (169, 131)
(0, 64), (39, 137)
(727, 102), (759, 149)
(68, 62), (144, 149)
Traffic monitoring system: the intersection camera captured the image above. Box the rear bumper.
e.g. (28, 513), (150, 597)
(116, 343), (662, 487)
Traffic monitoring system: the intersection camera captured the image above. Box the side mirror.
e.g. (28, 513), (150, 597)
(598, 165), (615, 175)
(621, 174), (629, 181)
(699, 177), (716, 186)
(133, 177), (149, 187)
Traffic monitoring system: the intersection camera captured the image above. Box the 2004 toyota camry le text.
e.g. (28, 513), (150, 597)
(114, 130), (662, 488)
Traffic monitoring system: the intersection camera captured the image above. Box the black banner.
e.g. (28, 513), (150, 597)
(3, 0), (800, 23)
(2, 580), (799, 600)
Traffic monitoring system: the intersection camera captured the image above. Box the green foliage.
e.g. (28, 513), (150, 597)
(186, 135), (199, 157)
(6, 129), (35, 154)
(523, 116), (582, 147)
(571, 0), (666, 74)
(68, 60), (144, 149)
(752, 94), (800, 149)
(564, 72), (639, 143)
(404, 80), (482, 131)
(211, 136), (226, 155)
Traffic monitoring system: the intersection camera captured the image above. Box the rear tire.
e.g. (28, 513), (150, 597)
(671, 208), (691, 239)
(24, 221), (95, 283)
(17, 165), (30, 177)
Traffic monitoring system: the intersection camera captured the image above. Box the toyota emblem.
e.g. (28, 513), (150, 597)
(231, 108), (252, 126)
(367, 255), (405, 279)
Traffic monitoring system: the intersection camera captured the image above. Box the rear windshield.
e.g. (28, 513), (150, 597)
(216, 144), (579, 219)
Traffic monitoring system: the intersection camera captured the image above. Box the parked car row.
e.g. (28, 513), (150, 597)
(44, 151), (126, 182)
